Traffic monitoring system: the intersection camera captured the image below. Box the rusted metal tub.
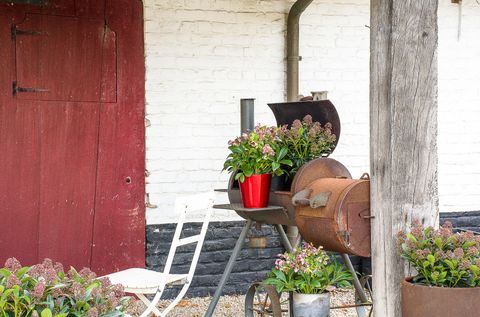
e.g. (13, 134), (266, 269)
(293, 174), (371, 257)
(401, 278), (480, 317)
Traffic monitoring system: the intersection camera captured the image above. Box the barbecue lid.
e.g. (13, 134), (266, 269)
(268, 100), (341, 149)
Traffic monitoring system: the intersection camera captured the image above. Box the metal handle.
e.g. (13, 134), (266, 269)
(12, 81), (49, 96)
(292, 189), (312, 206)
(292, 189), (331, 208)
(11, 25), (48, 40)
(360, 173), (370, 180)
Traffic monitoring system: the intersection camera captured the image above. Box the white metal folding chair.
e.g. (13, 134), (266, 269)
(104, 192), (214, 317)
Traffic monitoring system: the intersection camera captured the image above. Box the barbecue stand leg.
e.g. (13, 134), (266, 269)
(341, 254), (368, 317)
(274, 224), (294, 252)
(205, 219), (253, 317)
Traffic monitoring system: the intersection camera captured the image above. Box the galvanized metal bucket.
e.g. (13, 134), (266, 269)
(292, 292), (330, 317)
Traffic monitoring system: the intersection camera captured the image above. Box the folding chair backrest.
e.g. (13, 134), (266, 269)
(161, 192), (214, 288)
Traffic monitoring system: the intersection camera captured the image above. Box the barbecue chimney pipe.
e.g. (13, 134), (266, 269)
(286, 0), (314, 245)
(240, 98), (255, 133)
(286, 0), (314, 101)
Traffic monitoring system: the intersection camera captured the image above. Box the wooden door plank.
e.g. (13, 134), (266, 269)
(100, 26), (117, 103)
(37, 101), (100, 269)
(91, 0), (145, 275)
(15, 14), (105, 102)
(0, 1), (75, 16)
(370, 0), (439, 316)
(75, 0), (105, 19)
(0, 12), (40, 266)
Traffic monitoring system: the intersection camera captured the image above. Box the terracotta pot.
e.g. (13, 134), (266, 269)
(239, 174), (271, 208)
(401, 278), (480, 317)
(292, 292), (330, 317)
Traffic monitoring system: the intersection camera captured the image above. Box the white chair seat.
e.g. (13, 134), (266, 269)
(105, 268), (188, 294)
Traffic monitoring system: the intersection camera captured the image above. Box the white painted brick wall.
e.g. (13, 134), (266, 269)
(438, 0), (480, 211)
(143, 0), (480, 224)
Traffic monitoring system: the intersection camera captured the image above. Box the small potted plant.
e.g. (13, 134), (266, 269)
(223, 125), (292, 208)
(397, 220), (480, 317)
(263, 243), (352, 317)
(278, 115), (336, 186)
(0, 257), (132, 317)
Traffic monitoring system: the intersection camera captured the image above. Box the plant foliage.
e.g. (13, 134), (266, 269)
(397, 220), (480, 287)
(278, 115), (336, 179)
(223, 125), (292, 182)
(263, 243), (351, 294)
(0, 258), (131, 317)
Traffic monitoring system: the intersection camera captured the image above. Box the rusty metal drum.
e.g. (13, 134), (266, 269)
(294, 175), (371, 257)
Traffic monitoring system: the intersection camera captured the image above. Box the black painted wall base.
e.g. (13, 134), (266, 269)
(146, 211), (480, 299)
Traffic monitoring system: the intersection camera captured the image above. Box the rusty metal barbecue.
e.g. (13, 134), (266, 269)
(205, 99), (372, 317)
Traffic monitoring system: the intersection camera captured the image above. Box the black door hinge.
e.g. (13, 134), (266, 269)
(12, 81), (49, 96)
(11, 24), (48, 40)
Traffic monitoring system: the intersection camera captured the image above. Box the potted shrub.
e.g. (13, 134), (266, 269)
(223, 125), (292, 208)
(397, 220), (480, 317)
(277, 115), (336, 186)
(263, 243), (351, 317)
(0, 257), (131, 317)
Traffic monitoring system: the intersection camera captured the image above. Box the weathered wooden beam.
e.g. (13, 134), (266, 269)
(370, 0), (439, 316)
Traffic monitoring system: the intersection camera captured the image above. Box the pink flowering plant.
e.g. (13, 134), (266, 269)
(278, 115), (336, 178)
(0, 258), (130, 317)
(223, 125), (292, 183)
(263, 243), (351, 294)
(397, 220), (480, 287)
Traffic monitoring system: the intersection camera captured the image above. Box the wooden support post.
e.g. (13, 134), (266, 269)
(370, 0), (439, 316)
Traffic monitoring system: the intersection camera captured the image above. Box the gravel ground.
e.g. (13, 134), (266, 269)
(132, 289), (371, 316)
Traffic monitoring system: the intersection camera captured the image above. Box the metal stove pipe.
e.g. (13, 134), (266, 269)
(286, 0), (314, 102)
(240, 98), (255, 132)
(286, 0), (314, 245)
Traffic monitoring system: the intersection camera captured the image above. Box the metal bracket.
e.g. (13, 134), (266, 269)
(11, 25), (48, 40)
(337, 230), (350, 245)
(12, 81), (49, 96)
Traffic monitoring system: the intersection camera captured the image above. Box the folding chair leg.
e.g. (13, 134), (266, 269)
(137, 294), (164, 317)
(162, 282), (191, 316)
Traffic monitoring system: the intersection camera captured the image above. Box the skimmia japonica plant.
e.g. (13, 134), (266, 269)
(397, 220), (480, 287)
(278, 115), (336, 178)
(263, 243), (352, 294)
(0, 258), (131, 317)
(223, 125), (292, 183)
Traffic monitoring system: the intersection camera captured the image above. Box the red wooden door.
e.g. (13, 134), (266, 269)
(0, 0), (145, 274)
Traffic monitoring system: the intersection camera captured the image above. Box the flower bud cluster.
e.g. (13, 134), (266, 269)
(397, 220), (480, 287)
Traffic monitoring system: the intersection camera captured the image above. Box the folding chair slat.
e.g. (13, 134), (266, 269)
(177, 235), (201, 246)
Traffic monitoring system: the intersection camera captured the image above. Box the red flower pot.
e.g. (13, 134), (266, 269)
(239, 174), (271, 208)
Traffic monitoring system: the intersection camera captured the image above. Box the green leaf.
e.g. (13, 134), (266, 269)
(15, 266), (30, 278)
(427, 254), (435, 264)
(244, 169), (254, 177)
(231, 147), (243, 154)
(41, 309), (53, 317)
(277, 147), (288, 160)
(406, 233), (417, 243)
(272, 162), (280, 171)
(0, 269), (12, 278)
(279, 159), (293, 166)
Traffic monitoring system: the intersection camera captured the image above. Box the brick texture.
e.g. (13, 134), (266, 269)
(146, 212), (480, 299)
(146, 221), (283, 298)
(143, 0), (480, 224)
